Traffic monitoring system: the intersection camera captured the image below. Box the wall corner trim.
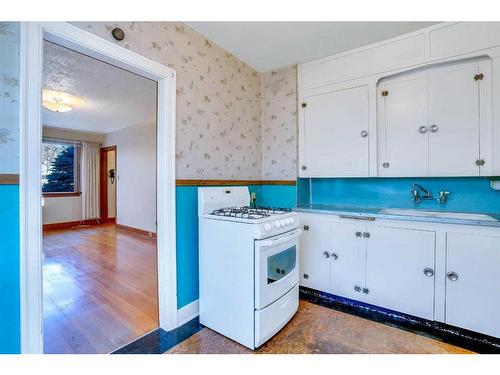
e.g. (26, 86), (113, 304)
(177, 299), (199, 327)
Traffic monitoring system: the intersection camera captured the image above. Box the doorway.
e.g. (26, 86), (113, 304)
(19, 22), (177, 354)
(100, 146), (117, 224)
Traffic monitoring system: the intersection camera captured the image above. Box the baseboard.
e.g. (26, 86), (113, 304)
(177, 299), (199, 326)
(43, 219), (101, 230)
(116, 223), (157, 239)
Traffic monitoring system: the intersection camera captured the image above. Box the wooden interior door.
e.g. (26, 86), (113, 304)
(99, 146), (116, 223)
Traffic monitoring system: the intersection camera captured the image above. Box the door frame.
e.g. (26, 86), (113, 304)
(99, 146), (117, 223)
(19, 22), (178, 354)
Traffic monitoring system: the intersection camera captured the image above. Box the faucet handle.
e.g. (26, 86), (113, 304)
(438, 191), (450, 204)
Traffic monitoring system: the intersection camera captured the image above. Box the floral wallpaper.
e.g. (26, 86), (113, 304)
(73, 22), (263, 180)
(261, 65), (298, 180)
(0, 22), (20, 174)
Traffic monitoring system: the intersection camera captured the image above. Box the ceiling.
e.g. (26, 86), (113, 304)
(185, 22), (440, 72)
(43, 41), (157, 134)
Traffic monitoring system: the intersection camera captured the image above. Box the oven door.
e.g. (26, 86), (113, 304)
(255, 228), (301, 310)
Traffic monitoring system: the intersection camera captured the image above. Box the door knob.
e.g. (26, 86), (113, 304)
(447, 271), (459, 281)
(418, 126), (428, 134)
(423, 268), (434, 277)
(429, 124), (439, 133)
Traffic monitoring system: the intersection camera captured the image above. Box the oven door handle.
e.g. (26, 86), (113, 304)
(258, 228), (302, 248)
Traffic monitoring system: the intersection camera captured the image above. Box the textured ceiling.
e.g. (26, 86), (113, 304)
(185, 22), (441, 72)
(43, 41), (157, 134)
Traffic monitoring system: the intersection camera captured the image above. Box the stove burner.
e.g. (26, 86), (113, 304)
(210, 206), (290, 220)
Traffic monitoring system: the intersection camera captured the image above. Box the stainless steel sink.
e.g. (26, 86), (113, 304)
(379, 209), (498, 221)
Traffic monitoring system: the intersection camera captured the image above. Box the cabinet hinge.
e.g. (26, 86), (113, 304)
(301, 102), (307, 108)
(474, 73), (484, 81)
(381, 90), (389, 97)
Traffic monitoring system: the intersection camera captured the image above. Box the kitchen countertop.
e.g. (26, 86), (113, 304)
(294, 204), (500, 228)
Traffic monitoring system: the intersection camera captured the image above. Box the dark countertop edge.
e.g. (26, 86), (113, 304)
(293, 206), (500, 228)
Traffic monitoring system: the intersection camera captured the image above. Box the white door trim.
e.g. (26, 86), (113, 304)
(19, 22), (178, 354)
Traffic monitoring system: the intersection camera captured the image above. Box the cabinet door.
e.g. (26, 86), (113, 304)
(301, 85), (369, 177)
(428, 63), (480, 176)
(446, 233), (500, 338)
(330, 221), (367, 300)
(379, 77), (429, 176)
(365, 226), (436, 320)
(299, 214), (331, 292)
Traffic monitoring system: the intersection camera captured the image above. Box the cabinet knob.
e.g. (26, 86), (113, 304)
(354, 285), (361, 292)
(323, 251), (330, 259)
(418, 126), (428, 134)
(447, 271), (459, 281)
(362, 232), (371, 238)
(429, 124), (439, 133)
(303, 225), (309, 231)
(362, 288), (370, 294)
(303, 273), (309, 279)
(301, 165), (307, 171)
(355, 231), (363, 237)
(423, 268), (434, 277)
(331, 252), (339, 261)
(475, 159), (485, 166)
(382, 162), (390, 169)
(360, 130), (368, 138)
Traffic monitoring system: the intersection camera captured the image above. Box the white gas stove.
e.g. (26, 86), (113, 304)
(198, 186), (300, 349)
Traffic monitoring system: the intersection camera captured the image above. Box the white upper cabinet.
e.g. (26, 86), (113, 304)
(428, 63), (481, 176)
(298, 22), (500, 177)
(299, 85), (369, 177)
(379, 77), (429, 176)
(378, 59), (490, 177)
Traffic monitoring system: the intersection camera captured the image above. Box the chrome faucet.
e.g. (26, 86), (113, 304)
(411, 184), (433, 204)
(411, 184), (450, 204)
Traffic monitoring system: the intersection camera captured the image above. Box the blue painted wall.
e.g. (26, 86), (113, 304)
(0, 185), (20, 353)
(299, 177), (500, 214)
(175, 183), (297, 309)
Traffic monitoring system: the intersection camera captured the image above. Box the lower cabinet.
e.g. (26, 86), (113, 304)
(299, 214), (331, 292)
(446, 232), (500, 338)
(365, 226), (436, 320)
(299, 212), (500, 338)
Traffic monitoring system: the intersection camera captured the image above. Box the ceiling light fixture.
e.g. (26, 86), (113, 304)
(42, 89), (86, 113)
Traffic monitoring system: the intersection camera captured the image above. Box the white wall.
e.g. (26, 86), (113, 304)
(104, 124), (156, 233)
(42, 196), (82, 225)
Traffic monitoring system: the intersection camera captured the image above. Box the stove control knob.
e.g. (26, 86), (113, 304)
(264, 223), (272, 232)
(280, 219), (286, 227)
(274, 220), (281, 228)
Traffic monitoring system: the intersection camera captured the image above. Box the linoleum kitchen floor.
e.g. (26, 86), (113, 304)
(167, 300), (473, 354)
(43, 224), (158, 354)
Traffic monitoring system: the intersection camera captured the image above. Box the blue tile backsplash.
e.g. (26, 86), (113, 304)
(298, 177), (500, 214)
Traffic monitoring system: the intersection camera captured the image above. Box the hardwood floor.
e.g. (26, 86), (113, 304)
(43, 223), (158, 354)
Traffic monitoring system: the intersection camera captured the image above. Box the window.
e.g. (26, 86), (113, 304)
(41, 140), (79, 194)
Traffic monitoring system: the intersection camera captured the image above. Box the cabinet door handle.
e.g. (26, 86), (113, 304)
(429, 124), (439, 133)
(418, 125), (428, 134)
(362, 232), (371, 238)
(323, 251), (330, 259)
(362, 288), (370, 294)
(423, 268), (434, 277)
(447, 271), (459, 281)
(331, 252), (339, 260)
(354, 285), (361, 292)
(303, 225), (309, 231)
(303, 273), (309, 279)
(355, 231), (363, 237)
(360, 130), (368, 138)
